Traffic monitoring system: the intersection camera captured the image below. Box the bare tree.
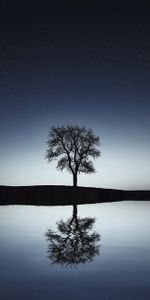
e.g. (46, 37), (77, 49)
(45, 125), (100, 186)
(45, 205), (101, 267)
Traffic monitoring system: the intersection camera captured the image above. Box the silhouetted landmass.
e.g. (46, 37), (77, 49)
(0, 185), (150, 206)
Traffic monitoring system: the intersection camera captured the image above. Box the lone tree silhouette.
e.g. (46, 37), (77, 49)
(45, 205), (101, 267)
(45, 125), (100, 186)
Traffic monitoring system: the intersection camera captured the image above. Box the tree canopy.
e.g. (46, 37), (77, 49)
(45, 125), (100, 186)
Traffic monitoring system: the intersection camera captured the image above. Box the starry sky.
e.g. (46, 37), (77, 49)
(0, 1), (150, 189)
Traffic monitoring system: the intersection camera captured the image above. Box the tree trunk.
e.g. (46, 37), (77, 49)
(73, 173), (77, 187)
(72, 204), (77, 219)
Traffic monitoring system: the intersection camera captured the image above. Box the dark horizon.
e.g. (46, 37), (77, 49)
(0, 183), (150, 192)
(1, 185), (150, 207)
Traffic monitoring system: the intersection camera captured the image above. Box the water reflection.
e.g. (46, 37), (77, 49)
(45, 204), (101, 267)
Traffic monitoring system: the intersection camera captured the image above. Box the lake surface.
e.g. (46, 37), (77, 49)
(0, 201), (150, 300)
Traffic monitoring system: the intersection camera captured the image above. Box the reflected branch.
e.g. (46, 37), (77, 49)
(45, 205), (101, 267)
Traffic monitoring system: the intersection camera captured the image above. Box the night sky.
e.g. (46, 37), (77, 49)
(0, 1), (150, 189)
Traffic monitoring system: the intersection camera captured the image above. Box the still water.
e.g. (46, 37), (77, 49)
(0, 201), (150, 300)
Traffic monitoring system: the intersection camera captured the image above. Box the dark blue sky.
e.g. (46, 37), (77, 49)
(0, 1), (150, 189)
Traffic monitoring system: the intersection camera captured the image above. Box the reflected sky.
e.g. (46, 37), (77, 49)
(0, 201), (150, 300)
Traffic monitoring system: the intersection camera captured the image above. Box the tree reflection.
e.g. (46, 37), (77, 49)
(45, 205), (101, 267)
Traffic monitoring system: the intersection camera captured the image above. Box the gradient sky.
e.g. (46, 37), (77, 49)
(0, 1), (150, 189)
